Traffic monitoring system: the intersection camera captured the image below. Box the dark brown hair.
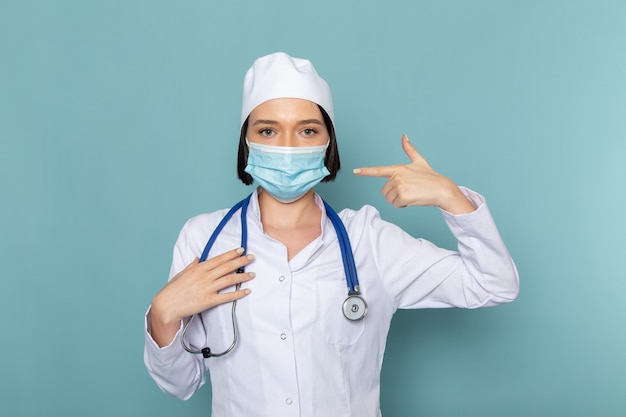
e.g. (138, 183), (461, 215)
(237, 105), (340, 185)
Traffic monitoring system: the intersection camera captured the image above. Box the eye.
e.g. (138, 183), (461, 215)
(301, 128), (318, 136)
(258, 128), (274, 137)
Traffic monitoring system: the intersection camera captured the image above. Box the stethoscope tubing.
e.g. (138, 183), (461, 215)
(182, 195), (251, 358)
(182, 192), (366, 358)
(323, 200), (360, 294)
(199, 196), (250, 263)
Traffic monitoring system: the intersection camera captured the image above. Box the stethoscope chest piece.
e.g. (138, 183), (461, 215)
(342, 294), (368, 321)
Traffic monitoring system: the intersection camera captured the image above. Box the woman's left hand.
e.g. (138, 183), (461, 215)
(353, 135), (476, 215)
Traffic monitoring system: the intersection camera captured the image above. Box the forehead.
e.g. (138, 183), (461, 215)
(248, 98), (323, 121)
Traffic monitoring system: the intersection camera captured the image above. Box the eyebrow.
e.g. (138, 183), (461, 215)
(251, 119), (323, 126)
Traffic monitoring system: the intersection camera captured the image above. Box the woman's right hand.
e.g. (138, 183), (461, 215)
(149, 247), (256, 347)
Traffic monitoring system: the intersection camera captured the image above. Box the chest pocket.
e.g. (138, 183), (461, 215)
(316, 278), (365, 345)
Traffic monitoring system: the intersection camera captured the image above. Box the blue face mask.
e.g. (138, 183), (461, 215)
(244, 140), (330, 203)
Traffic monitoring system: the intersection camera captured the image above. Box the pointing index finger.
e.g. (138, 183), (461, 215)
(353, 165), (398, 178)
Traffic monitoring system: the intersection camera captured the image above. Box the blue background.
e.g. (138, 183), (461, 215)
(1, 1), (625, 416)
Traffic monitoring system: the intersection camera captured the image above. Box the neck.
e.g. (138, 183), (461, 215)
(257, 188), (321, 229)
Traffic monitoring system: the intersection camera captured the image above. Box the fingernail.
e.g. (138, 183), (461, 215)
(246, 254), (255, 261)
(353, 168), (362, 174)
(236, 247), (244, 254)
(244, 289), (252, 295)
(248, 272), (256, 278)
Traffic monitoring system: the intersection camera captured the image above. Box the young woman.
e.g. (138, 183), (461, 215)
(144, 52), (519, 416)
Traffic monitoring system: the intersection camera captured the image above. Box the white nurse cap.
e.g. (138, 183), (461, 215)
(240, 52), (334, 127)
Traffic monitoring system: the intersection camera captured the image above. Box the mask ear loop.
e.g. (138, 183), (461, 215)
(180, 194), (252, 358)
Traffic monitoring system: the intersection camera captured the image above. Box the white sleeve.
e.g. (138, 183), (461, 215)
(367, 187), (519, 310)
(143, 220), (207, 400)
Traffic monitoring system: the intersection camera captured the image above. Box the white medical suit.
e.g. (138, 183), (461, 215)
(144, 187), (519, 417)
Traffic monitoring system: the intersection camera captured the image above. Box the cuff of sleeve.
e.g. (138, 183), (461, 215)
(439, 187), (494, 236)
(439, 186), (485, 216)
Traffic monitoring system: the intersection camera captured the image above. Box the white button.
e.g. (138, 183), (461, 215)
(278, 275), (285, 282)
(286, 398), (293, 405)
(280, 333), (287, 340)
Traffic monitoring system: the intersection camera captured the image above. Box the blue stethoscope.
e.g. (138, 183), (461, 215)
(181, 193), (367, 358)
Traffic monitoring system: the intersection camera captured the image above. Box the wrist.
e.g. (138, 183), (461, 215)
(149, 302), (182, 348)
(150, 294), (182, 328)
(438, 178), (475, 215)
